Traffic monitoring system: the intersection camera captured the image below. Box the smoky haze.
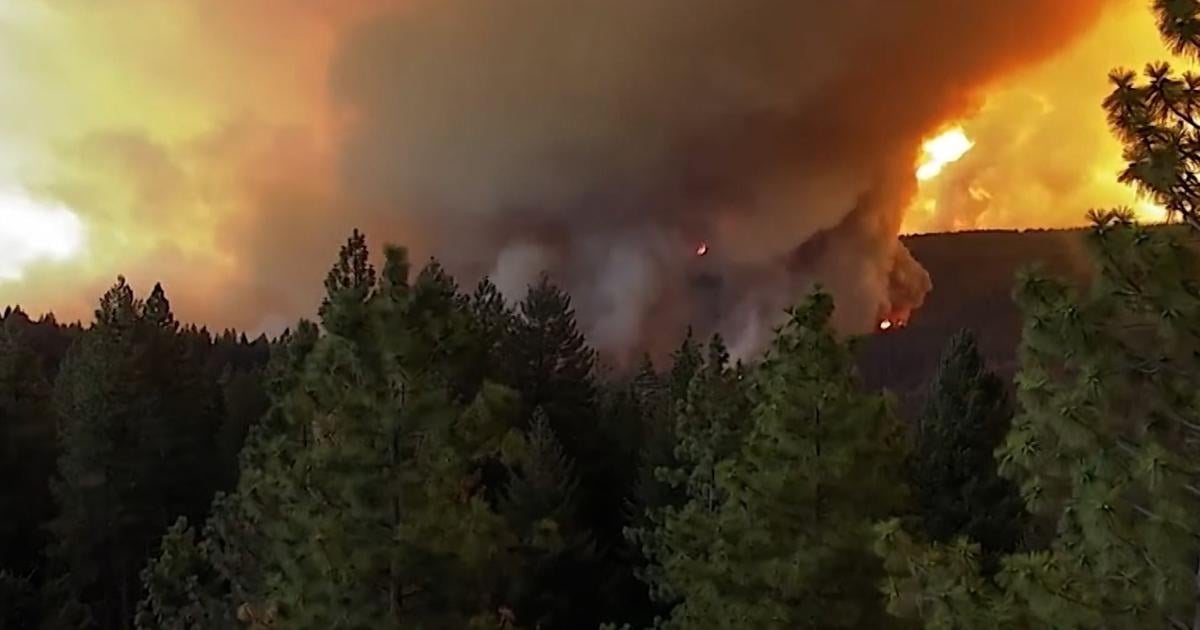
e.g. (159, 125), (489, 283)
(0, 0), (1119, 361)
(330, 0), (1115, 361)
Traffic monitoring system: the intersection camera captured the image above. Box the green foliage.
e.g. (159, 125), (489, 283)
(1104, 0), (1200, 229)
(48, 279), (249, 629)
(879, 213), (1200, 629)
(880, 5), (1200, 625)
(463, 277), (516, 398)
(49, 279), (153, 628)
(141, 233), (525, 629)
(911, 330), (1025, 560)
(635, 292), (908, 629)
(135, 518), (232, 630)
(505, 274), (598, 440)
(497, 408), (598, 628)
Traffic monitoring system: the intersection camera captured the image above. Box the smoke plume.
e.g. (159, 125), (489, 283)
(0, 0), (1121, 360)
(329, 0), (1114, 359)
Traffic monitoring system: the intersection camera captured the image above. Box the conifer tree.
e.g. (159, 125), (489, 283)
(139, 234), (524, 629)
(505, 274), (598, 440)
(464, 277), (516, 396)
(629, 355), (673, 524)
(49, 278), (147, 629)
(0, 317), (56, 579)
(134, 518), (232, 630)
(911, 330), (1025, 560)
(878, 2), (1200, 624)
(503, 276), (622, 556)
(627, 331), (706, 528)
(667, 328), (703, 404)
(635, 293), (906, 629)
(50, 279), (227, 629)
(1104, 0), (1200, 229)
(213, 366), (270, 491)
(497, 408), (597, 628)
(878, 212), (1200, 629)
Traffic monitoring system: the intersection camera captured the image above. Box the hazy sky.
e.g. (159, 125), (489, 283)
(0, 0), (1178, 354)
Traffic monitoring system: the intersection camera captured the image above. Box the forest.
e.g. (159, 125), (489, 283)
(4, 1), (1200, 628)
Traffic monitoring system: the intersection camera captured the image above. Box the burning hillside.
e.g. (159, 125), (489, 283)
(0, 0), (1142, 361)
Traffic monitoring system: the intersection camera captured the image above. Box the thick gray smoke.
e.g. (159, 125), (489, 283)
(329, 0), (1112, 361)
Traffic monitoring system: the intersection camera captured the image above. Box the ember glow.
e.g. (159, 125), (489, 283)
(695, 242), (709, 257)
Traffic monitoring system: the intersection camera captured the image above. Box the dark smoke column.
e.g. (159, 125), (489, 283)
(330, 0), (1113, 361)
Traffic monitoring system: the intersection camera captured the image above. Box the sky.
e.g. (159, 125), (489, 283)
(0, 0), (1184, 354)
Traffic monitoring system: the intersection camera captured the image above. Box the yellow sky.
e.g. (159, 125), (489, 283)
(0, 0), (1184, 328)
(902, 0), (1185, 233)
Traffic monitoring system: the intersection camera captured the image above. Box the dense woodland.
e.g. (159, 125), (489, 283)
(5, 1), (1200, 628)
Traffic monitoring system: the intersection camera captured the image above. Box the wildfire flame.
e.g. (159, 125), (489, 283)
(695, 241), (709, 257)
(878, 320), (893, 331)
(916, 127), (974, 181)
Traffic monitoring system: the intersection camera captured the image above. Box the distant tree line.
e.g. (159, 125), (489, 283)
(3, 0), (1200, 627)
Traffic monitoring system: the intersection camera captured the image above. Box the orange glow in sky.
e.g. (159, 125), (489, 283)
(901, 0), (1192, 234)
(0, 0), (1185, 329)
(916, 128), (974, 182)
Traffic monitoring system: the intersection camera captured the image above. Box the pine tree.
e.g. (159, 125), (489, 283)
(464, 277), (516, 397)
(627, 332), (706, 530)
(139, 234), (524, 629)
(629, 355), (673, 525)
(505, 274), (598, 439)
(134, 518), (232, 630)
(667, 328), (703, 405)
(213, 366), (270, 492)
(49, 278), (147, 629)
(497, 408), (597, 628)
(50, 279), (226, 629)
(136, 284), (223, 534)
(911, 330), (1025, 560)
(635, 293), (907, 629)
(0, 316), (56, 580)
(318, 228), (376, 339)
(502, 276), (622, 562)
(877, 212), (1200, 629)
(1104, 0), (1200, 229)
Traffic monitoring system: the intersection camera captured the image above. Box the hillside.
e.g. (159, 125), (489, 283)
(857, 227), (1097, 413)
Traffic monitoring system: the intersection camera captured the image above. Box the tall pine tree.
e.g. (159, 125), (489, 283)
(138, 234), (524, 629)
(636, 293), (907, 629)
(911, 330), (1025, 561)
(50, 279), (236, 629)
(878, 214), (1200, 628)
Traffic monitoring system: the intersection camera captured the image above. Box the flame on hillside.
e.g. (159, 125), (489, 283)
(916, 128), (974, 181)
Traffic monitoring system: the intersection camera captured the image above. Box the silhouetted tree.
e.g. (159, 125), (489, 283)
(1105, 0), (1200, 229)
(911, 330), (1025, 561)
